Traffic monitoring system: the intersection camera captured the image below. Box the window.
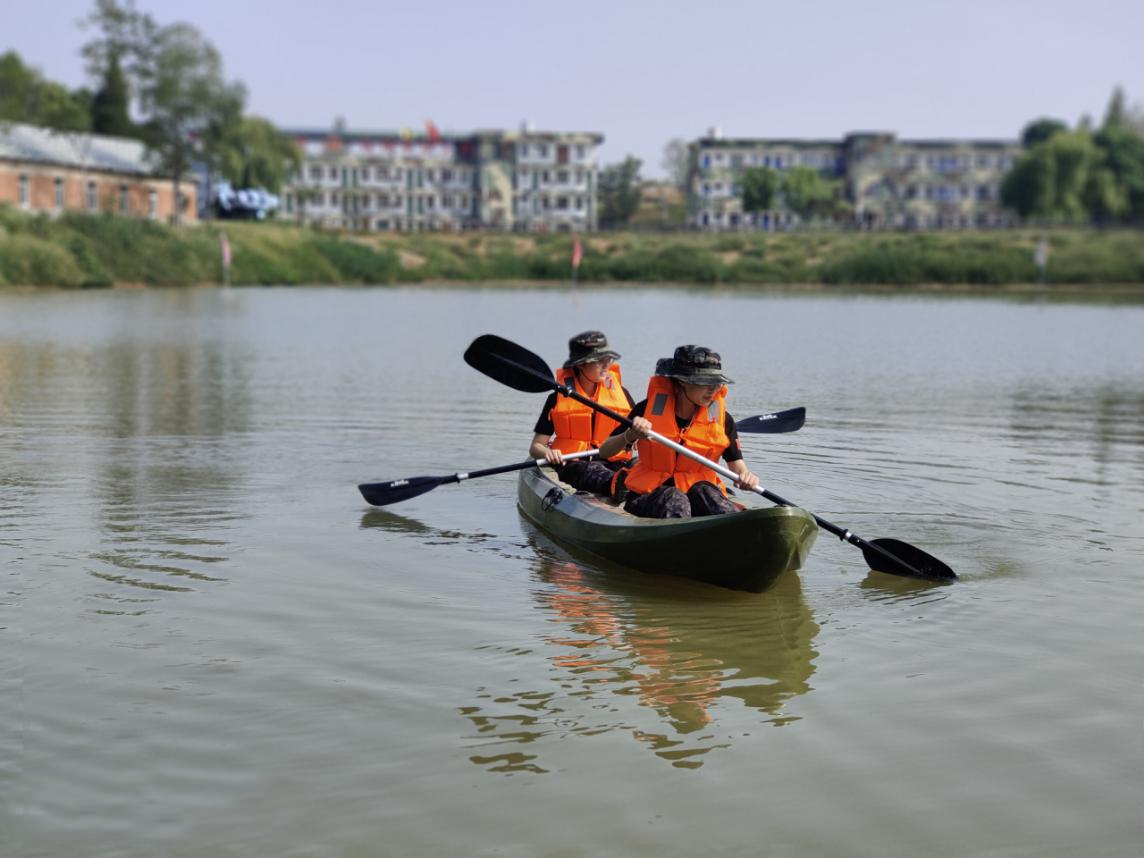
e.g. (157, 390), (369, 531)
(119, 184), (129, 213)
(521, 144), (529, 157)
(575, 145), (585, 158)
(18, 174), (28, 206)
(310, 165), (322, 180)
(575, 197), (583, 210)
(556, 196), (568, 210)
(538, 144), (548, 157)
(148, 188), (158, 218)
(54, 177), (64, 209)
(87, 181), (98, 211)
(556, 170), (568, 183)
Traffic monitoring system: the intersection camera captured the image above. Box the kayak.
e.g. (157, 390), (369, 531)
(517, 467), (818, 592)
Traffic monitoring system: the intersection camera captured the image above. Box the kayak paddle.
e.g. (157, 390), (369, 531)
(358, 409), (804, 507)
(463, 333), (955, 582)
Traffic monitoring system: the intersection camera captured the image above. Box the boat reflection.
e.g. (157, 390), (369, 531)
(460, 517), (820, 772)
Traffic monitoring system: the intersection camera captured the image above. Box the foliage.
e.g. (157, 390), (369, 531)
(0, 51), (91, 131)
(90, 52), (134, 137)
(214, 116), (303, 193)
(1021, 118), (1068, 148)
(660, 139), (691, 190)
(598, 156), (643, 228)
(780, 167), (836, 220)
(740, 167), (779, 213)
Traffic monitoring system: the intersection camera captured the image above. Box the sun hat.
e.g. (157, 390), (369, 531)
(564, 330), (621, 368)
(655, 345), (734, 385)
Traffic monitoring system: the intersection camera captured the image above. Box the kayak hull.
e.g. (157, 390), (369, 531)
(517, 467), (818, 592)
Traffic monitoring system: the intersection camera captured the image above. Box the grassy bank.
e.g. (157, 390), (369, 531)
(2, 206), (1143, 288)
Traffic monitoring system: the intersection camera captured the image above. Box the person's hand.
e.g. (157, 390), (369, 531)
(627, 417), (653, 440)
(735, 469), (759, 491)
(543, 447), (565, 466)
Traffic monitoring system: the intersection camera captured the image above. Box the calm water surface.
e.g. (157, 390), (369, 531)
(2, 286), (1141, 857)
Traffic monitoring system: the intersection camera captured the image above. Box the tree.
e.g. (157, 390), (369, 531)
(660, 138), (691, 191)
(0, 50), (91, 131)
(90, 52), (133, 136)
(80, 0), (156, 102)
(137, 22), (239, 224)
(598, 156), (643, 228)
(740, 167), (779, 213)
(1001, 130), (1122, 221)
(780, 167), (835, 220)
(1021, 117), (1068, 148)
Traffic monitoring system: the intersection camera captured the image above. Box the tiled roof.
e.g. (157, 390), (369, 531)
(0, 121), (155, 175)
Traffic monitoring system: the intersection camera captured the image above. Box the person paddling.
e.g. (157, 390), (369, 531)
(597, 345), (759, 518)
(528, 331), (636, 494)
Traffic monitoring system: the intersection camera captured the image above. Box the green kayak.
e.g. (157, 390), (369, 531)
(517, 467), (818, 592)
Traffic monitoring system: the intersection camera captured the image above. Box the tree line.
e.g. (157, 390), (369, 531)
(1, 0), (300, 220)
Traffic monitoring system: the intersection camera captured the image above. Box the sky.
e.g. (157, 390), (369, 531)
(6, 0), (1143, 177)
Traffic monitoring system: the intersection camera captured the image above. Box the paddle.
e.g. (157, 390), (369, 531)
(464, 334), (956, 582)
(358, 409), (804, 508)
(358, 448), (601, 507)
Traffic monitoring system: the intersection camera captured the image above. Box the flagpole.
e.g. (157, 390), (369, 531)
(220, 231), (232, 288)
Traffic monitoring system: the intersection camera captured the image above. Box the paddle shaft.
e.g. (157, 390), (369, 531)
(552, 381), (927, 578)
(428, 447), (597, 486)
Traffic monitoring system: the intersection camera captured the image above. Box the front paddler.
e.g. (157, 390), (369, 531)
(528, 330), (636, 494)
(597, 344), (759, 518)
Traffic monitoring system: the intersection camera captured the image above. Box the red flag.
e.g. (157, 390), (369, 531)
(571, 234), (583, 270)
(425, 119), (441, 143)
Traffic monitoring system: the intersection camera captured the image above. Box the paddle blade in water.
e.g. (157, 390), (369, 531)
(736, 407), (806, 434)
(358, 475), (444, 507)
(862, 537), (957, 581)
(463, 334), (556, 393)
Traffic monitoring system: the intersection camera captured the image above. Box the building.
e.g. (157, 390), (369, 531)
(0, 122), (197, 223)
(281, 123), (603, 232)
(689, 129), (1021, 230)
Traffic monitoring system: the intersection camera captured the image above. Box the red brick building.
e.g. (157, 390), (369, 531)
(0, 122), (196, 223)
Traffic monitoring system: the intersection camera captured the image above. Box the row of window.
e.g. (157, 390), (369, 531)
(291, 191), (589, 211)
(699, 150), (1017, 173)
(300, 163), (593, 188)
(17, 174), (158, 216)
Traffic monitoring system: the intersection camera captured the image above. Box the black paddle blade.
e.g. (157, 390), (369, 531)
(862, 537), (957, 582)
(735, 407), (805, 434)
(464, 334), (556, 393)
(358, 475), (444, 507)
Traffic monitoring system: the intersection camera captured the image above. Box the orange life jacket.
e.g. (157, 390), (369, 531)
(549, 364), (633, 461)
(620, 375), (729, 495)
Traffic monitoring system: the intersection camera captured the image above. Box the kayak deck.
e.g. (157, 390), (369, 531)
(517, 467), (817, 592)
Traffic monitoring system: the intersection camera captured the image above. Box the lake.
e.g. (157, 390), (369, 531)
(2, 285), (1141, 857)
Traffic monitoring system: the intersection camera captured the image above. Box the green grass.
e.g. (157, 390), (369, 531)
(1, 205), (1141, 288)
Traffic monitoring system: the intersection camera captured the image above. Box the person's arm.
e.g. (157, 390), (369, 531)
(721, 412), (757, 489)
(598, 400), (650, 461)
(530, 393), (562, 465)
(530, 432), (563, 465)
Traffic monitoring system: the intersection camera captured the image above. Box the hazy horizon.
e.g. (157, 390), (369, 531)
(6, 0), (1142, 176)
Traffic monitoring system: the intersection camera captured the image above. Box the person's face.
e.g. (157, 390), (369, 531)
(681, 381), (720, 407)
(578, 357), (612, 383)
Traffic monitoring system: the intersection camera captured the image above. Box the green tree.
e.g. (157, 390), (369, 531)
(660, 138), (691, 191)
(1021, 117), (1068, 148)
(0, 50), (91, 131)
(80, 0), (157, 101)
(1001, 130), (1121, 221)
(216, 116), (302, 193)
(780, 166), (834, 220)
(90, 52), (133, 136)
(598, 156), (643, 228)
(137, 22), (241, 224)
(740, 166), (779, 213)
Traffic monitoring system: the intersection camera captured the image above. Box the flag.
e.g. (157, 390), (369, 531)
(220, 232), (231, 269)
(425, 119), (441, 143)
(399, 127), (414, 148)
(571, 234), (583, 270)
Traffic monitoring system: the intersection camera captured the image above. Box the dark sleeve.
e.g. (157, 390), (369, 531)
(532, 392), (559, 436)
(609, 399), (646, 437)
(722, 411), (744, 463)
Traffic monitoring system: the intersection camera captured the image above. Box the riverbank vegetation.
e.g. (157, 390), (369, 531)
(2, 206), (1142, 289)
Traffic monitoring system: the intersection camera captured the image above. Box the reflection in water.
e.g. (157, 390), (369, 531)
(460, 522), (819, 772)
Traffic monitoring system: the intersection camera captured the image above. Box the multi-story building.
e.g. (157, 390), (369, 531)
(689, 129), (1021, 230)
(0, 122), (197, 223)
(281, 122), (603, 232)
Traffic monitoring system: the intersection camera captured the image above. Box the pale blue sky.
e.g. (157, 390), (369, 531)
(7, 0), (1142, 176)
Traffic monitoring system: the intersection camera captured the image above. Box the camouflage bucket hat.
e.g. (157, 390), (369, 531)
(564, 330), (621, 368)
(656, 345), (733, 386)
